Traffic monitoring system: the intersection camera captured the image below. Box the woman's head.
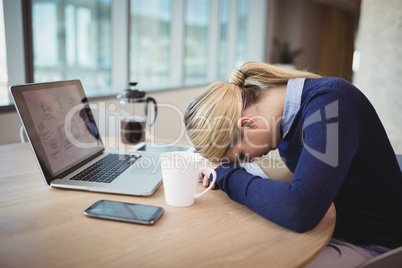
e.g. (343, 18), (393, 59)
(184, 61), (320, 161)
(184, 80), (244, 161)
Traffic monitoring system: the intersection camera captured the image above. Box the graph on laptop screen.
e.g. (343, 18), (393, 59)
(22, 84), (101, 174)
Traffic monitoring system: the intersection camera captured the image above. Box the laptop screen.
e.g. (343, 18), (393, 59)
(10, 80), (104, 184)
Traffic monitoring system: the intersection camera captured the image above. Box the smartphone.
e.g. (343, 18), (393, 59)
(84, 200), (164, 225)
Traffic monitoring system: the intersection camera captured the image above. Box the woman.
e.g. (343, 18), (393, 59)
(184, 61), (402, 267)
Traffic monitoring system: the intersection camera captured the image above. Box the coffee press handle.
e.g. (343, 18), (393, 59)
(145, 97), (157, 127)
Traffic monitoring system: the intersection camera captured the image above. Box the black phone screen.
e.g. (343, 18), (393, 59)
(84, 200), (164, 225)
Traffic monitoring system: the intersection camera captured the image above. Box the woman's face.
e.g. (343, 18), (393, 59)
(225, 115), (282, 162)
(223, 86), (286, 163)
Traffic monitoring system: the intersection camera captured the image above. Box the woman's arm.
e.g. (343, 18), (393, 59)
(214, 92), (360, 232)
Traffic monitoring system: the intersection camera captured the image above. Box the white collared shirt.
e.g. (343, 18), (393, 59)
(281, 78), (306, 138)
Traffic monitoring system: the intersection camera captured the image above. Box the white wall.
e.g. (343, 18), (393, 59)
(0, 86), (205, 146)
(0, 111), (24, 144)
(353, 0), (402, 154)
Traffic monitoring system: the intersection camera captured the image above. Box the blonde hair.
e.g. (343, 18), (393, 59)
(184, 61), (321, 161)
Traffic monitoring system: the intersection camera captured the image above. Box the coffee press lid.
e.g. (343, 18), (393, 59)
(117, 82), (146, 102)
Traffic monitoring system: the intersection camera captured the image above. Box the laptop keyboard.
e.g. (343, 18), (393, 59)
(69, 154), (140, 183)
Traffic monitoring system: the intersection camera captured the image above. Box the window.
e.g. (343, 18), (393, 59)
(130, 0), (171, 88)
(32, 0), (112, 96)
(1, 0), (267, 107)
(235, 0), (248, 67)
(129, 0), (262, 89)
(0, 0), (8, 105)
(218, 0), (229, 80)
(184, 0), (210, 85)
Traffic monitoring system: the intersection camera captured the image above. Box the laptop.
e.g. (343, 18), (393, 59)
(10, 79), (162, 196)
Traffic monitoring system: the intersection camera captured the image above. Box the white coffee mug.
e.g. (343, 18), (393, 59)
(160, 151), (217, 207)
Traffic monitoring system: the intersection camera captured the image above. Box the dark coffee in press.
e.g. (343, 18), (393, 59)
(120, 119), (146, 144)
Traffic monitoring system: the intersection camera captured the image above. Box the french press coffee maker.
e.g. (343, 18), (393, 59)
(117, 82), (157, 144)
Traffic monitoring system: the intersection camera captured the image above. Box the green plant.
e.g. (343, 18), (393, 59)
(273, 38), (304, 64)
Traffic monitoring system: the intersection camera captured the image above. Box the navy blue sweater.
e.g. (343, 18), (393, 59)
(215, 77), (402, 248)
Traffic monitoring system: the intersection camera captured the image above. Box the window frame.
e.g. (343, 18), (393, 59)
(1, 0), (267, 112)
(1, 0), (26, 112)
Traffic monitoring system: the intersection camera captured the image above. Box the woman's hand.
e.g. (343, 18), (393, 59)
(199, 173), (215, 189)
(199, 162), (222, 189)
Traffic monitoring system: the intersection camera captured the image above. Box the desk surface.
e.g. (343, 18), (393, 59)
(0, 143), (335, 268)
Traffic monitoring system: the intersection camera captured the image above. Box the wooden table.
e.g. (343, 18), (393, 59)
(0, 143), (335, 268)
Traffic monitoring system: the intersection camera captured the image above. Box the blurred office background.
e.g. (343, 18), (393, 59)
(0, 0), (401, 153)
